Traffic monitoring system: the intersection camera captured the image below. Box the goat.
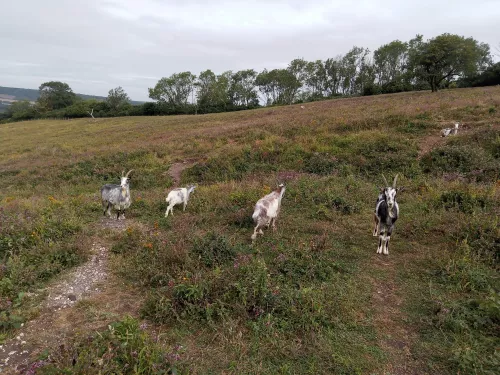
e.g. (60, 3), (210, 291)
(165, 185), (196, 217)
(101, 170), (133, 220)
(373, 174), (400, 255)
(251, 183), (286, 241)
(441, 123), (459, 137)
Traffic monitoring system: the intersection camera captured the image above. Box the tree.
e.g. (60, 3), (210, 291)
(324, 56), (343, 96)
(374, 40), (409, 89)
(37, 81), (76, 110)
(148, 72), (196, 106)
(6, 100), (37, 120)
(106, 86), (130, 111)
(256, 69), (301, 105)
(229, 69), (258, 106)
(409, 33), (492, 92)
(304, 60), (327, 99)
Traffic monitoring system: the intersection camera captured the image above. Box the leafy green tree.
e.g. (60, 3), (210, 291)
(229, 69), (258, 106)
(37, 81), (76, 110)
(340, 47), (370, 95)
(374, 40), (409, 89)
(106, 86), (130, 111)
(148, 72), (196, 105)
(6, 100), (37, 120)
(304, 60), (327, 99)
(325, 57), (343, 95)
(256, 69), (301, 105)
(409, 33), (492, 92)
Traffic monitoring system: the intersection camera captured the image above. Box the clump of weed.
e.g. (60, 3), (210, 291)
(190, 232), (238, 268)
(348, 133), (421, 177)
(35, 316), (177, 374)
(421, 144), (499, 182)
(396, 120), (437, 134)
(437, 190), (489, 214)
(303, 153), (340, 175)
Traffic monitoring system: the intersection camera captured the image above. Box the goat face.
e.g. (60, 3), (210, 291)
(383, 187), (397, 210)
(120, 170), (133, 187)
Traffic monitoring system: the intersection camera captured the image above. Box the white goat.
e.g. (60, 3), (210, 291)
(441, 123), (459, 137)
(251, 183), (286, 241)
(165, 185), (196, 217)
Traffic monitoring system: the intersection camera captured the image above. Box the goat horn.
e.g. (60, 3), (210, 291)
(392, 174), (399, 188)
(382, 174), (389, 187)
(121, 170), (125, 177)
(125, 169), (134, 178)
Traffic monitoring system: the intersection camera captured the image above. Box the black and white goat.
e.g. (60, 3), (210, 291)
(165, 185), (196, 217)
(101, 170), (133, 220)
(441, 123), (459, 137)
(373, 174), (400, 255)
(251, 183), (286, 241)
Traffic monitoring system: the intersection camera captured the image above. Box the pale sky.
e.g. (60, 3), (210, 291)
(1, 0), (499, 101)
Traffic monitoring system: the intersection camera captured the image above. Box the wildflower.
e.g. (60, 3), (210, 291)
(140, 322), (148, 330)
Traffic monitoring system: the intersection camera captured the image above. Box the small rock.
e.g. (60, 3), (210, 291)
(68, 294), (77, 301)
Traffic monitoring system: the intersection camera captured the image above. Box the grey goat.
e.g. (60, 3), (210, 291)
(101, 170), (133, 220)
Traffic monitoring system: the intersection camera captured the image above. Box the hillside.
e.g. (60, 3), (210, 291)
(0, 86), (144, 108)
(0, 87), (499, 374)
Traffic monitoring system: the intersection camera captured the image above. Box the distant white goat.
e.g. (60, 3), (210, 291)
(251, 183), (286, 241)
(441, 123), (459, 137)
(165, 185), (196, 217)
(101, 170), (133, 220)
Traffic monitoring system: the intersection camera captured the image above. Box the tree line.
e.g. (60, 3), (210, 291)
(2, 33), (499, 122)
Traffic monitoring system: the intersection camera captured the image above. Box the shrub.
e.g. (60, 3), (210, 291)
(35, 316), (176, 374)
(190, 232), (238, 268)
(437, 190), (489, 214)
(303, 153), (339, 175)
(421, 145), (499, 182)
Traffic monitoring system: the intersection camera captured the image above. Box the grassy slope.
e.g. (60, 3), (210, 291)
(0, 87), (499, 374)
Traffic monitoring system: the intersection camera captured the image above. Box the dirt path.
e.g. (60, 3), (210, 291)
(368, 253), (421, 375)
(0, 218), (137, 374)
(168, 160), (196, 185)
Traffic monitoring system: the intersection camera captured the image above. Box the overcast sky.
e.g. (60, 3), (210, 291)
(1, 0), (499, 101)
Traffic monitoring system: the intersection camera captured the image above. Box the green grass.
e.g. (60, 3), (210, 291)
(0, 87), (499, 373)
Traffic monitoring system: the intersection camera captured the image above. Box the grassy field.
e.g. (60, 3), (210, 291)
(0, 87), (499, 374)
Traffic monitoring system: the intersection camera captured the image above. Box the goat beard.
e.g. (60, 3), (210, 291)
(121, 187), (127, 197)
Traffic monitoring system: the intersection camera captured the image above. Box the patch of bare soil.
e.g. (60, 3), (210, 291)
(0, 219), (140, 374)
(0, 242), (108, 373)
(168, 160), (196, 186)
(368, 253), (422, 375)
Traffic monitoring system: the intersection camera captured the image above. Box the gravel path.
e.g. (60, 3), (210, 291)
(0, 242), (108, 374)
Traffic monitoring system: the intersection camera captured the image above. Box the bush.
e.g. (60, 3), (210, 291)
(35, 317), (177, 374)
(437, 190), (489, 214)
(190, 232), (238, 268)
(303, 153), (339, 175)
(421, 145), (499, 181)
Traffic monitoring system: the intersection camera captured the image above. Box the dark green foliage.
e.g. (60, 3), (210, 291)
(420, 144), (499, 181)
(350, 135), (420, 176)
(460, 62), (500, 87)
(396, 120), (436, 134)
(190, 232), (238, 268)
(303, 153), (339, 175)
(437, 190), (489, 214)
(35, 316), (176, 375)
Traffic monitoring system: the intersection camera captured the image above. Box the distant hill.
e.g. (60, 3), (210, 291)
(0, 86), (144, 111)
